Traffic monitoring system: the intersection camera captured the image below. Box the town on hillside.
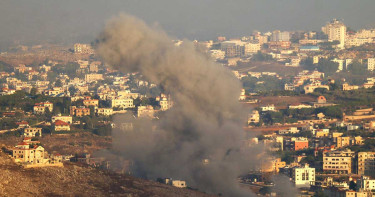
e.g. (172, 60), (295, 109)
(2, 18), (375, 196)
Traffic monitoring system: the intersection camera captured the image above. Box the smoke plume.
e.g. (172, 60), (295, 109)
(97, 14), (262, 196)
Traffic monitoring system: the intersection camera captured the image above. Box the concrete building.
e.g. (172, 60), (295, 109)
(137, 105), (155, 118)
(52, 115), (73, 124)
(23, 127), (42, 137)
(323, 150), (355, 174)
(332, 58), (345, 71)
(96, 108), (113, 116)
(54, 120), (70, 131)
(158, 95), (172, 111)
(291, 137), (309, 151)
(343, 83), (359, 91)
(293, 164), (315, 188)
(244, 41), (261, 55)
(248, 110), (260, 124)
(322, 19), (346, 49)
(357, 176), (375, 191)
(161, 178), (187, 188)
(368, 58), (375, 71)
(12, 141), (45, 164)
(85, 74), (103, 82)
(261, 104), (276, 112)
(83, 99), (99, 107)
(271, 31), (290, 42)
(261, 158), (286, 173)
(110, 98), (134, 109)
(33, 102), (53, 114)
(73, 43), (93, 54)
(70, 106), (90, 117)
(358, 152), (375, 177)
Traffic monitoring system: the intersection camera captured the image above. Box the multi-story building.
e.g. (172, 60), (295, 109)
(158, 95), (172, 111)
(85, 74), (103, 82)
(357, 176), (375, 191)
(343, 83), (359, 91)
(23, 127), (42, 137)
(248, 110), (260, 124)
(291, 137), (309, 151)
(110, 98), (134, 109)
(322, 19), (346, 49)
(358, 152), (375, 177)
(292, 164), (315, 188)
(244, 41), (261, 55)
(83, 99), (99, 107)
(73, 43), (93, 54)
(261, 158), (286, 173)
(220, 41), (244, 58)
(323, 150), (355, 174)
(368, 58), (375, 71)
(271, 31), (290, 42)
(33, 102), (53, 114)
(96, 108), (113, 116)
(70, 106), (90, 117)
(52, 115), (73, 124)
(337, 136), (363, 148)
(261, 104), (276, 112)
(137, 105), (155, 118)
(12, 141), (45, 164)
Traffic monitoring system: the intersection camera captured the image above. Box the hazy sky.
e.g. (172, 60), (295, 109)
(1, 0), (375, 48)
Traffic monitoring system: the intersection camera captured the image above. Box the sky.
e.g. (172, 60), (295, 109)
(0, 0), (375, 48)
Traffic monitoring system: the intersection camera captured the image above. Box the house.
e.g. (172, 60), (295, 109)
(23, 127), (42, 137)
(70, 106), (90, 117)
(16, 121), (29, 128)
(54, 120), (70, 131)
(52, 115), (73, 124)
(11, 138), (63, 168)
(303, 81), (329, 94)
(96, 108), (113, 116)
(261, 104), (276, 112)
(83, 99), (99, 107)
(12, 141), (46, 164)
(137, 105), (155, 118)
(159, 178), (187, 188)
(248, 110), (260, 124)
(110, 98), (134, 109)
(33, 102), (53, 114)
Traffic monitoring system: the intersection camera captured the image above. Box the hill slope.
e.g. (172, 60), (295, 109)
(0, 152), (214, 197)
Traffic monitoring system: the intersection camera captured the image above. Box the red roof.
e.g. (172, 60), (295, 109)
(16, 121), (29, 125)
(18, 142), (29, 146)
(55, 120), (69, 126)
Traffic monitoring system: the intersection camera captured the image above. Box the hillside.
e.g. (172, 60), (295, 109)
(0, 151), (215, 197)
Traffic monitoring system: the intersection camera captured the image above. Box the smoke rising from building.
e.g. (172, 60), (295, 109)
(97, 14), (262, 196)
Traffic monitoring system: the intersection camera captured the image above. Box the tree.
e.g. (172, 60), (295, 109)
(55, 79), (63, 87)
(317, 58), (339, 76)
(347, 60), (367, 75)
(251, 51), (273, 62)
(349, 181), (357, 190)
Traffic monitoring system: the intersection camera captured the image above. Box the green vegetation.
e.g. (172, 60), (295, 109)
(242, 76), (286, 92)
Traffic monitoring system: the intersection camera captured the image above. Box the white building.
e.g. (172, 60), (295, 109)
(110, 98), (134, 109)
(358, 176), (375, 191)
(368, 58), (375, 71)
(261, 104), (276, 112)
(293, 164), (315, 188)
(322, 19), (346, 49)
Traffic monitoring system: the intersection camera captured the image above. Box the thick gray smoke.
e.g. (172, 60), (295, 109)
(97, 14), (262, 196)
